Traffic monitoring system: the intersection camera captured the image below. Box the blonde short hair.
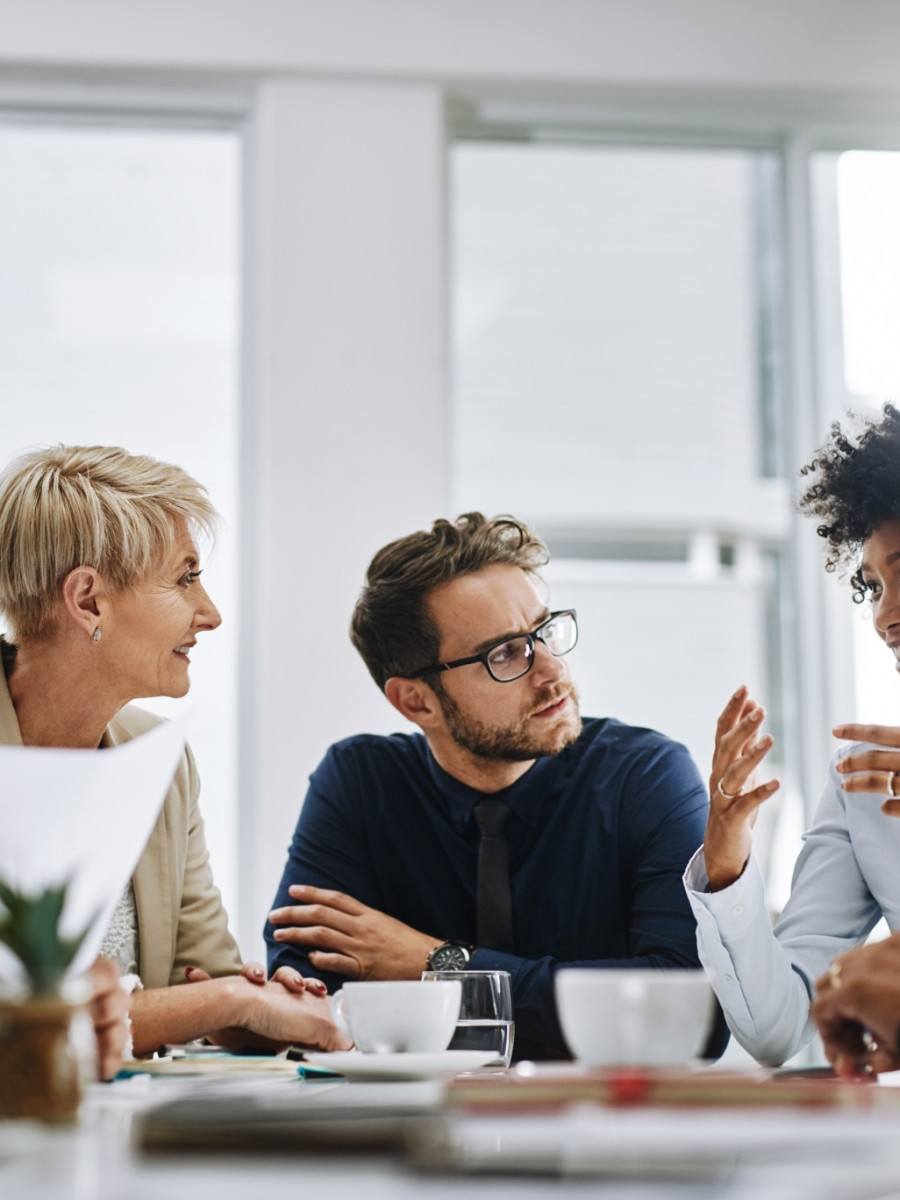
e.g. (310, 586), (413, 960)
(0, 445), (218, 643)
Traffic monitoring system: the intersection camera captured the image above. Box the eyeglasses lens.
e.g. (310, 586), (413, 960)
(485, 614), (577, 682)
(542, 613), (576, 655)
(486, 637), (533, 682)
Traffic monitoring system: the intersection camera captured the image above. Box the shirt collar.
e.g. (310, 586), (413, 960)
(425, 742), (558, 833)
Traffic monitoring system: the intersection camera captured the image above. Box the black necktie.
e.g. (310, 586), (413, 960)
(474, 797), (514, 952)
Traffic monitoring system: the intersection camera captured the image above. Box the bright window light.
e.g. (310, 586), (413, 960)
(838, 151), (900, 401)
(0, 123), (241, 923)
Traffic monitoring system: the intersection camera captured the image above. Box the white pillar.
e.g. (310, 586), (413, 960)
(239, 78), (447, 956)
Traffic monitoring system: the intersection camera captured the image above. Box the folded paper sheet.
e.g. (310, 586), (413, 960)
(0, 712), (190, 990)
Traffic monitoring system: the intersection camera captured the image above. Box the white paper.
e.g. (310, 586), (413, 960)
(0, 712), (191, 990)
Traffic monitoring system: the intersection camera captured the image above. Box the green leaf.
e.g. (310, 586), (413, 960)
(0, 874), (97, 996)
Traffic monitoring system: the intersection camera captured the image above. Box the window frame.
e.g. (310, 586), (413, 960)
(447, 99), (900, 825)
(0, 85), (254, 940)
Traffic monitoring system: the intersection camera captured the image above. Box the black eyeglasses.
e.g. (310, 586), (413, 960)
(412, 609), (578, 684)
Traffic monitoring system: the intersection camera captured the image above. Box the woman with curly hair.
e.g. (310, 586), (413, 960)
(684, 404), (900, 1069)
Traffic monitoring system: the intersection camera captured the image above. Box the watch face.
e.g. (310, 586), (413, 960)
(429, 943), (469, 971)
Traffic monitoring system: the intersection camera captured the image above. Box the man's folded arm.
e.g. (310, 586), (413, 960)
(264, 767), (383, 985)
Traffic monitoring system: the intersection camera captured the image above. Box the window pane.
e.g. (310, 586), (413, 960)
(0, 123), (241, 920)
(837, 151), (900, 401)
(813, 149), (900, 727)
(451, 139), (788, 771)
(451, 142), (782, 523)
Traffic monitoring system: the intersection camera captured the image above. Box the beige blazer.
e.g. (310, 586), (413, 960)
(0, 659), (242, 989)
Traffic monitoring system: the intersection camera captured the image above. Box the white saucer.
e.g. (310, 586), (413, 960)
(303, 1050), (497, 1081)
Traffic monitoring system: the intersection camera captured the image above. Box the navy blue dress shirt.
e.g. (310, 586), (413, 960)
(265, 717), (709, 1053)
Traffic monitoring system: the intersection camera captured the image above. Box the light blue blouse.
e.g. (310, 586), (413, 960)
(684, 744), (900, 1065)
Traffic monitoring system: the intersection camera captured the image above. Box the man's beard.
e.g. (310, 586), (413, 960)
(437, 684), (583, 763)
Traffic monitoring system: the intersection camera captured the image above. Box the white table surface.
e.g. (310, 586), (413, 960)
(4, 1069), (900, 1200)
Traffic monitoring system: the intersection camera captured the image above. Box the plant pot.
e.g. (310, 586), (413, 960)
(0, 996), (85, 1122)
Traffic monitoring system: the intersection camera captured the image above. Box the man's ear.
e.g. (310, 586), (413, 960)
(60, 566), (106, 638)
(384, 676), (444, 730)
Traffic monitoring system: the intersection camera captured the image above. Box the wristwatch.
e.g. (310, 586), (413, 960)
(426, 940), (475, 971)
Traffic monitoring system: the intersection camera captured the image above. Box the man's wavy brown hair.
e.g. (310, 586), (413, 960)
(350, 512), (549, 690)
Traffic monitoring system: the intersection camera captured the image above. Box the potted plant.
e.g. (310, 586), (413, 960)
(0, 877), (94, 1122)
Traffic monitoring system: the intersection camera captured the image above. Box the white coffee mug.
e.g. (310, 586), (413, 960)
(330, 980), (462, 1053)
(555, 969), (714, 1066)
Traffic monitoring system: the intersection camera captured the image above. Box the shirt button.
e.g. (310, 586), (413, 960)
(723, 974), (735, 985)
(731, 904), (744, 916)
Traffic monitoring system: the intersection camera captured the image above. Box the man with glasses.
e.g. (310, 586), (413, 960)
(265, 513), (710, 1057)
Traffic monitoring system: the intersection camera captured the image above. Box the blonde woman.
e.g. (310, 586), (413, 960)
(0, 445), (345, 1056)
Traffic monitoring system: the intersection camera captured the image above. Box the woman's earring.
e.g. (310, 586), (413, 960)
(92, 626), (102, 644)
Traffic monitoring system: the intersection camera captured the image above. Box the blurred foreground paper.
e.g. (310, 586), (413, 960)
(0, 713), (190, 990)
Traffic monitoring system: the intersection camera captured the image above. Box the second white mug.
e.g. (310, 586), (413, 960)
(555, 969), (714, 1066)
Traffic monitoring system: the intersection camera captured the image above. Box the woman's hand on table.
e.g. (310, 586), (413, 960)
(703, 685), (780, 892)
(207, 977), (350, 1052)
(833, 724), (900, 815)
(184, 961), (327, 996)
(130, 972), (347, 1056)
(812, 936), (900, 1077)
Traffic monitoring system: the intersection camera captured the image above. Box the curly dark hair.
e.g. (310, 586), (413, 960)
(350, 512), (549, 690)
(798, 403), (900, 602)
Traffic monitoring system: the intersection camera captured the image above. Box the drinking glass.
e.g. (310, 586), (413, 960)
(421, 969), (514, 1066)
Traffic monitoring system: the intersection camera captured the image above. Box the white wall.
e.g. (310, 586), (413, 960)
(3, 0), (900, 954)
(3, 1), (900, 96)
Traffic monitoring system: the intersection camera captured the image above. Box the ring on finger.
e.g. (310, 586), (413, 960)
(862, 1029), (879, 1055)
(887, 771), (898, 798)
(828, 961), (843, 989)
(717, 778), (743, 801)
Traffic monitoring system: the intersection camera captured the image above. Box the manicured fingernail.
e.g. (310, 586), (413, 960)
(273, 929), (285, 940)
(750, 709), (763, 723)
(289, 885), (307, 896)
(268, 909), (283, 920)
(251, 966), (264, 978)
(833, 726), (847, 736)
